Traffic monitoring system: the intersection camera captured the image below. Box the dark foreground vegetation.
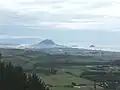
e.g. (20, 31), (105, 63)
(0, 61), (50, 90)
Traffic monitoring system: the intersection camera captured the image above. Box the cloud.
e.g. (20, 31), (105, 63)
(0, 35), (41, 39)
(0, 34), (42, 44)
(0, 0), (120, 30)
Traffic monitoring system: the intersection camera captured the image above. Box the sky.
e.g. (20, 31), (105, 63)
(0, 0), (120, 49)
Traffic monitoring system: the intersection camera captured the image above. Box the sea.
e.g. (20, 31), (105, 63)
(65, 43), (120, 52)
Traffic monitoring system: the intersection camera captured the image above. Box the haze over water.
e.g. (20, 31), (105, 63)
(0, 0), (120, 52)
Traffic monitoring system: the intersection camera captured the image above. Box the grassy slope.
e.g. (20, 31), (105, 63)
(1, 48), (106, 90)
(1, 48), (105, 68)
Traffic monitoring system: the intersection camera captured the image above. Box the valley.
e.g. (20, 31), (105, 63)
(0, 47), (120, 90)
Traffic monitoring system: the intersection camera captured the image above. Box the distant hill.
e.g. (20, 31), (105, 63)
(89, 45), (95, 48)
(31, 39), (66, 49)
(39, 39), (55, 45)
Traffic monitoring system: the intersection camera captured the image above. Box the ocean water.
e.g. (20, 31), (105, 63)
(65, 43), (120, 52)
(78, 46), (120, 52)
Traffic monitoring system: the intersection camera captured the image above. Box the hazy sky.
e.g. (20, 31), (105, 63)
(0, 0), (120, 46)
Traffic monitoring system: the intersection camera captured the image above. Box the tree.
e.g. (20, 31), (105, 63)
(0, 61), (49, 90)
(80, 70), (120, 89)
(0, 52), (2, 59)
(72, 82), (76, 86)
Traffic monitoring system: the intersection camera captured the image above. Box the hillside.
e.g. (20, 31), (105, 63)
(0, 48), (108, 70)
(31, 39), (66, 49)
(0, 48), (114, 90)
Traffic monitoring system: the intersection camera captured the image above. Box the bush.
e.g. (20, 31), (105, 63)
(72, 82), (76, 86)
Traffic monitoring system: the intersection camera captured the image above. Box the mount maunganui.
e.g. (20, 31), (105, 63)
(0, 39), (67, 49)
(26, 39), (67, 49)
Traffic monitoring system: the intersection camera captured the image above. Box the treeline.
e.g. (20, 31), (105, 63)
(35, 62), (110, 67)
(0, 61), (50, 90)
(80, 70), (120, 89)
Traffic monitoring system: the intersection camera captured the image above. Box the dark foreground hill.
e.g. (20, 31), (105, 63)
(0, 61), (50, 90)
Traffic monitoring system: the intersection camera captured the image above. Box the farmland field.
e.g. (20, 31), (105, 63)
(0, 48), (107, 90)
(36, 69), (104, 90)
